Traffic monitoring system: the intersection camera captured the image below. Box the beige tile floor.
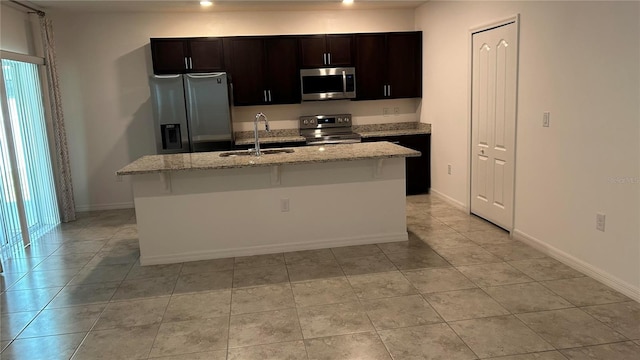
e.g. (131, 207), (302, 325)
(1, 194), (638, 359)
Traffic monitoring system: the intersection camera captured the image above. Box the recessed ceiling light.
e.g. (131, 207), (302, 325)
(342, 0), (354, 5)
(200, 1), (213, 6)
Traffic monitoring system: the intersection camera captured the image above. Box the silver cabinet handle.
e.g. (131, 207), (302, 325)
(328, 52), (331, 65)
(383, 85), (387, 97)
(263, 90), (267, 102)
(387, 85), (391, 97)
(323, 53), (327, 65)
(189, 57), (193, 69)
(184, 57), (189, 70)
(268, 90), (272, 102)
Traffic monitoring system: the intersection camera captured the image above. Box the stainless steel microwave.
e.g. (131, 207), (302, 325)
(300, 67), (356, 101)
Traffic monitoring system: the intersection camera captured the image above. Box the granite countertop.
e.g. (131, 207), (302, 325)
(233, 122), (431, 146)
(117, 142), (420, 176)
(354, 122), (432, 138)
(234, 129), (305, 146)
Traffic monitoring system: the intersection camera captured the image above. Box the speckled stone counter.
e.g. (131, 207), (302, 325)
(234, 129), (306, 146)
(117, 142), (420, 176)
(354, 122), (431, 138)
(233, 122), (431, 147)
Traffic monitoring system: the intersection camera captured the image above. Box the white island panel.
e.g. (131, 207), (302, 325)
(133, 158), (407, 265)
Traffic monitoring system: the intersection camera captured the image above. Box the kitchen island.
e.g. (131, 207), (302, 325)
(117, 142), (420, 265)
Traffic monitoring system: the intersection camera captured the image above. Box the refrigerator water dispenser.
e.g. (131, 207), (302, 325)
(161, 124), (182, 150)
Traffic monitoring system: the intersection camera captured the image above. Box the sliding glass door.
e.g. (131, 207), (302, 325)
(0, 58), (60, 255)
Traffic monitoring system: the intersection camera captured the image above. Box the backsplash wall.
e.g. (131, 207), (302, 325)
(231, 98), (421, 132)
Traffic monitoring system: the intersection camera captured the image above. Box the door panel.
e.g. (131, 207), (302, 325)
(471, 21), (518, 230)
(326, 35), (353, 66)
(225, 38), (266, 106)
(355, 34), (386, 100)
(477, 43), (491, 148)
(387, 32), (421, 98)
(183, 73), (233, 147)
(150, 39), (187, 74)
(493, 159), (506, 208)
(189, 39), (224, 72)
(299, 36), (327, 68)
(476, 154), (489, 202)
(266, 37), (300, 104)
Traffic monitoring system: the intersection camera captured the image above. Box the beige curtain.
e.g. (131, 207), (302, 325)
(40, 16), (76, 222)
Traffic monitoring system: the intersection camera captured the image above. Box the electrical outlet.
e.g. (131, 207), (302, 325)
(447, 164), (452, 175)
(383, 108), (391, 116)
(543, 112), (550, 127)
(596, 212), (606, 232)
(281, 199), (290, 212)
(393, 107), (400, 116)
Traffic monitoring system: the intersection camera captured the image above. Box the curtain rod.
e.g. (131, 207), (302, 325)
(9, 0), (46, 17)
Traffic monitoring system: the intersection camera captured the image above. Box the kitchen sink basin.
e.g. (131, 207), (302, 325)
(219, 148), (295, 157)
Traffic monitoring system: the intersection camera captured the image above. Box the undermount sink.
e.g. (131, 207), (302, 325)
(219, 148), (295, 157)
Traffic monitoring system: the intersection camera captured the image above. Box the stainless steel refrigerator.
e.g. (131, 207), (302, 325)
(149, 72), (233, 154)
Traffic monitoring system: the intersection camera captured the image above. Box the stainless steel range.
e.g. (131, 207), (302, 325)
(299, 114), (362, 145)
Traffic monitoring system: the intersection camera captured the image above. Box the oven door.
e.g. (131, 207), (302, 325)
(300, 67), (356, 101)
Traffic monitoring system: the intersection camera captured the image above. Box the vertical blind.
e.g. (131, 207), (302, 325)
(1, 58), (60, 256)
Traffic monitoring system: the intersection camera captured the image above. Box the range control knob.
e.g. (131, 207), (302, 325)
(337, 118), (343, 123)
(303, 119), (309, 125)
(344, 117), (350, 123)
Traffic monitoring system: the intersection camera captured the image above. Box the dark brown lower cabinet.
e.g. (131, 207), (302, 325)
(362, 134), (430, 195)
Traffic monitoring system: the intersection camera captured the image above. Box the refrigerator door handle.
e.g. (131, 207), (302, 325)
(154, 75), (181, 79)
(185, 73), (223, 78)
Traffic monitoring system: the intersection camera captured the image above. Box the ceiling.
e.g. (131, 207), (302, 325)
(25, 0), (429, 13)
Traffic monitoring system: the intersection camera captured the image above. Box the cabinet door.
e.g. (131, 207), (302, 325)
(265, 37), (300, 104)
(326, 34), (354, 66)
(397, 134), (430, 194)
(188, 38), (225, 72)
(225, 38), (266, 106)
(151, 39), (188, 74)
(387, 32), (422, 99)
(362, 134), (430, 195)
(355, 34), (387, 100)
(299, 35), (327, 68)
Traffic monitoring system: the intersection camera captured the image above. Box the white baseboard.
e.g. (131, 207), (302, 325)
(75, 202), (135, 212)
(429, 188), (468, 212)
(140, 232), (408, 266)
(512, 229), (640, 303)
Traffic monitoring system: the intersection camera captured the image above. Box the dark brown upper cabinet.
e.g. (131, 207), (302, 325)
(224, 36), (300, 106)
(150, 38), (224, 74)
(355, 31), (422, 100)
(299, 34), (354, 68)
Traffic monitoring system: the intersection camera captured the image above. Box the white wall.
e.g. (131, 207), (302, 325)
(416, 1), (640, 297)
(47, 8), (418, 211)
(0, 4), (37, 55)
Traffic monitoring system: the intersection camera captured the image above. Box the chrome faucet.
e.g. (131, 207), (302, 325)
(253, 112), (270, 156)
